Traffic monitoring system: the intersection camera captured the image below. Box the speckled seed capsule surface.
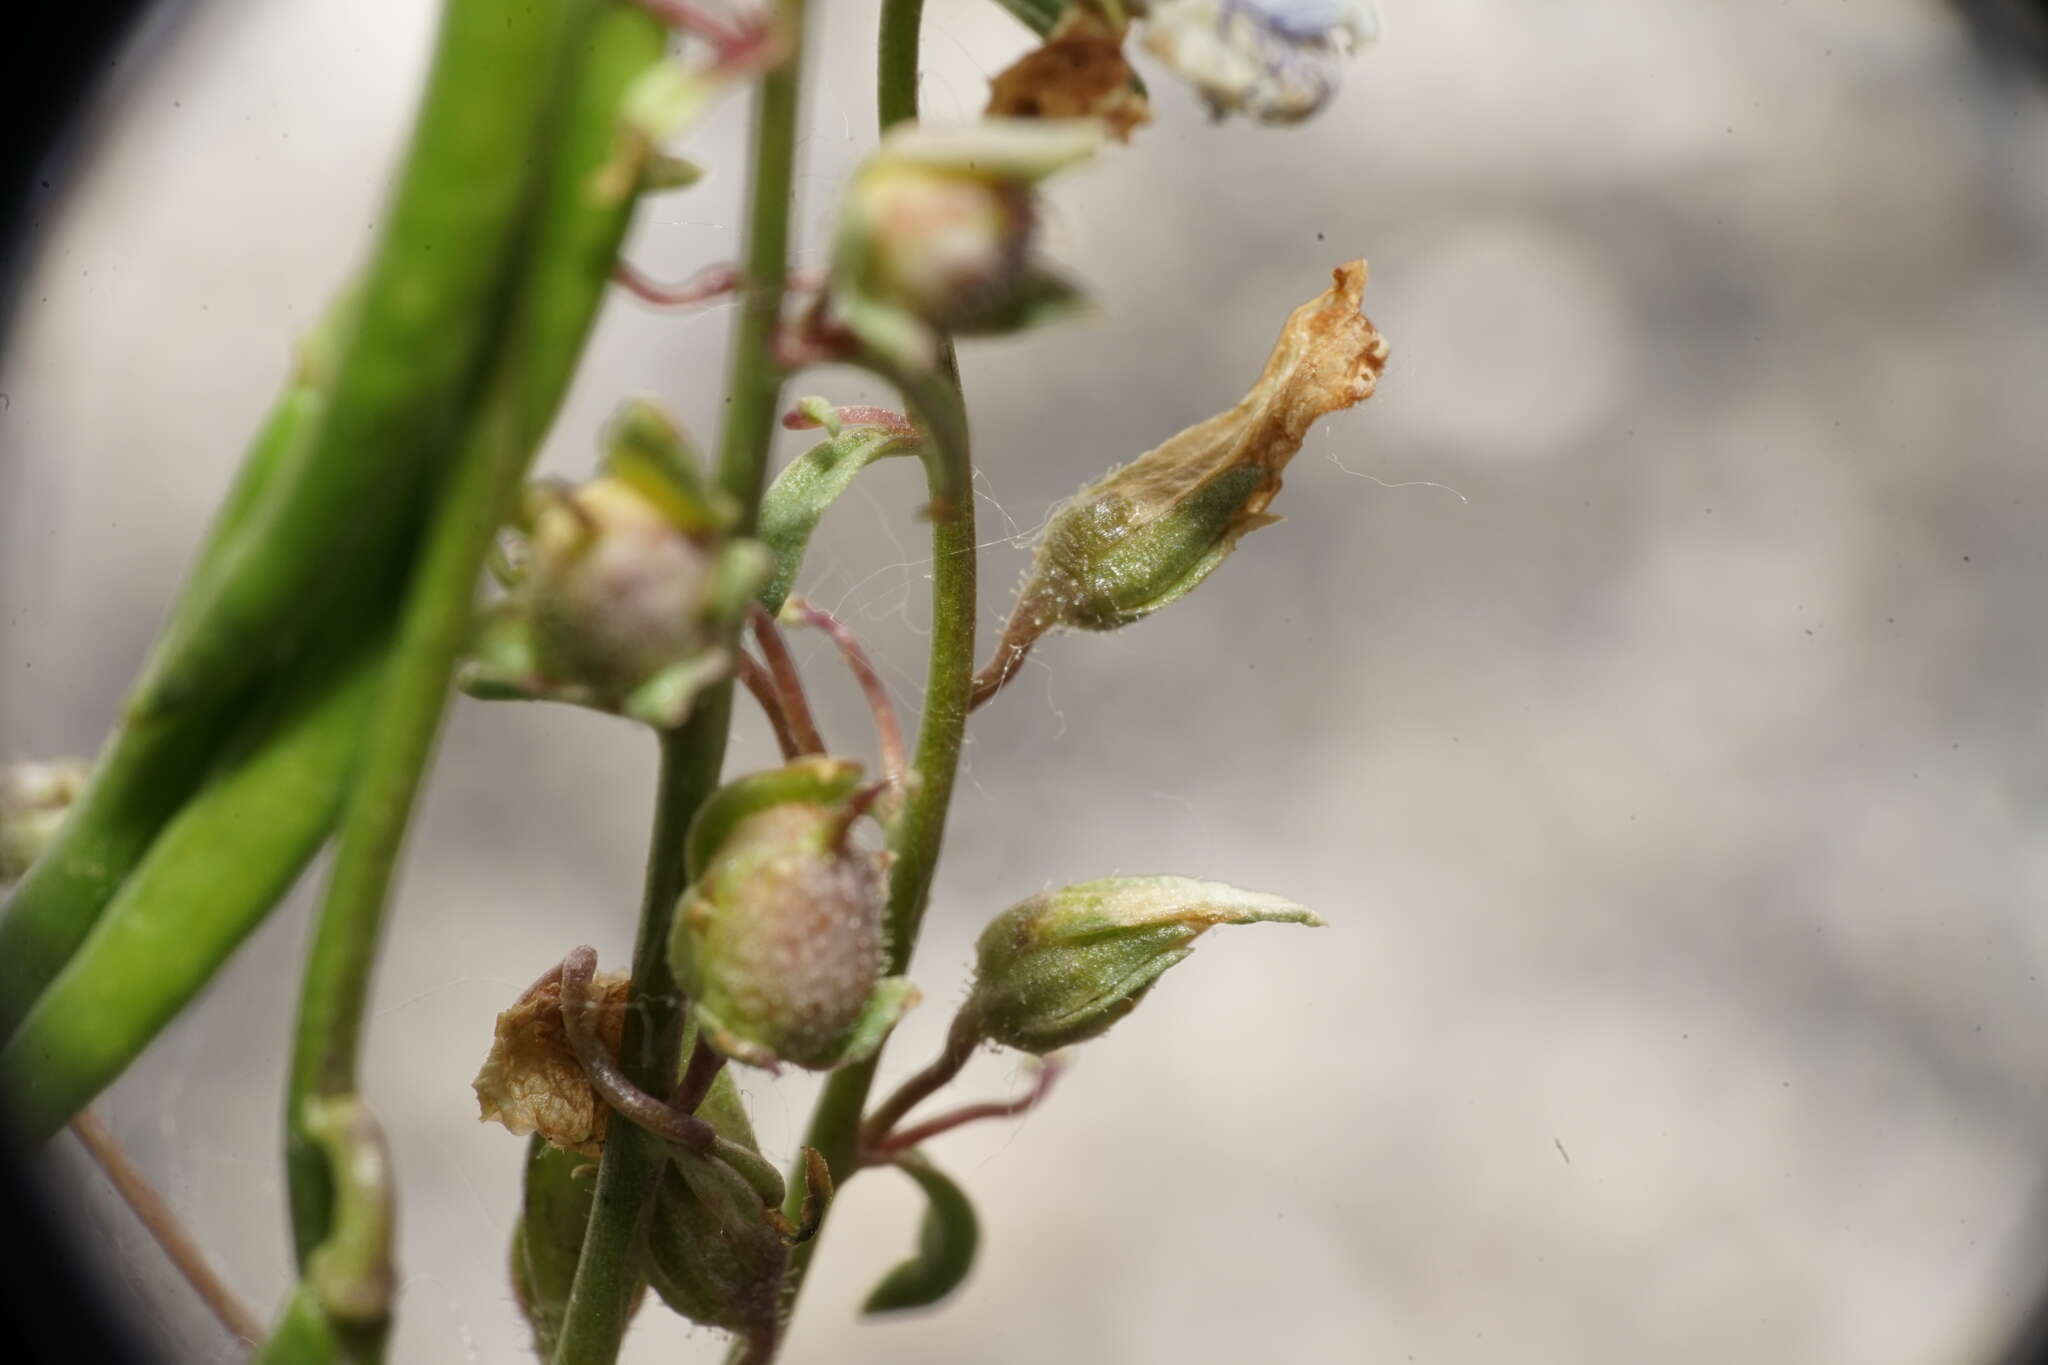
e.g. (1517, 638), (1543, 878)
(682, 803), (888, 1069)
(526, 478), (718, 699)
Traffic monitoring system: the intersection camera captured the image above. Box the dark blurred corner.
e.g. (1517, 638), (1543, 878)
(1950, 8), (2048, 1364)
(0, 1123), (149, 1364)
(0, 0), (187, 322)
(4, 9), (163, 1364)
(1954, 0), (2048, 71)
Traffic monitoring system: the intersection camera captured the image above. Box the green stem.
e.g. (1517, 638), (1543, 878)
(763, 3), (977, 1344)
(549, 6), (808, 1362)
(546, 712), (730, 1365)
(716, 0), (809, 527)
(876, 0), (925, 130)
(283, 336), (530, 1267)
(770, 363), (973, 1339)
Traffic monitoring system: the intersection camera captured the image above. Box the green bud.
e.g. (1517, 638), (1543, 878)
(638, 1153), (787, 1337)
(975, 262), (1385, 705)
(964, 875), (1322, 1054)
(0, 760), (90, 885)
(460, 400), (771, 729)
(632, 1041), (781, 1335)
(829, 119), (1100, 367)
(671, 759), (918, 1070)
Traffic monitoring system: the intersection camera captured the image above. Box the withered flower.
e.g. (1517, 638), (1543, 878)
(987, 9), (1152, 143)
(474, 965), (631, 1156)
(974, 259), (1388, 705)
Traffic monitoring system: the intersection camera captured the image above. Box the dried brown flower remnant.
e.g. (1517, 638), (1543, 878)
(474, 965), (631, 1156)
(973, 260), (1387, 707)
(987, 10), (1152, 143)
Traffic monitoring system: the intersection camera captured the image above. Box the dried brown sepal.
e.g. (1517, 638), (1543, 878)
(986, 9), (1151, 143)
(473, 965), (632, 1156)
(974, 260), (1388, 706)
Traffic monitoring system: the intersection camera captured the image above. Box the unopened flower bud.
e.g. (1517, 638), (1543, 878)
(829, 119), (1100, 365)
(1142, 0), (1377, 124)
(975, 261), (1386, 705)
(672, 758), (917, 1070)
(638, 1151), (786, 1336)
(1, 759), (90, 885)
(964, 875), (1322, 1054)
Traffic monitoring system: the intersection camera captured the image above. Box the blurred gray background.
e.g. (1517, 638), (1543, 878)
(5, 0), (2048, 1361)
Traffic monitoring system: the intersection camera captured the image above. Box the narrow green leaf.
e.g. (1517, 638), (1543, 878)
(862, 1153), (980, 1315)
(756, 422), (921, 614)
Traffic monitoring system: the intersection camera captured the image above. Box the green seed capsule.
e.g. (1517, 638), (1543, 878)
(461, 401), (771, 729)
(965, 875), (1323, 1054)
(671, 759), (918, 1071)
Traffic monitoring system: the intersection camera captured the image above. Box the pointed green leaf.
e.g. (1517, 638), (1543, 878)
(757, 423), (922, 614)
(863, 1154), (980, 1315)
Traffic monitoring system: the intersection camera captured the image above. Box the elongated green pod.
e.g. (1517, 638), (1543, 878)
(286, 0), (674, 1266)
(132, 0), (589, 721)
(0, 385), (319, 1038)
(0, 631), (388, 1147)
(862, 1152), (979, 1314)
(503, 3), (670, 446)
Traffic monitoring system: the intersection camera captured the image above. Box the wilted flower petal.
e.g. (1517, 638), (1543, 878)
(987, 9), (1152, 142)
(474, 967), (631, 1156)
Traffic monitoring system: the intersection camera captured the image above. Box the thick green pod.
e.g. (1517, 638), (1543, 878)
(965, 875), (1322, 1054)
(671, 760), (917, 1070)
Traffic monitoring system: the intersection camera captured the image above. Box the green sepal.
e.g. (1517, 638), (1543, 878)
(989, 0), (1066, 36)
(624, 650), (733, 730)
(828, 976), (922, 1069)
(862, 1153), (980, 1315)
(455, 603), (544, 701)
(681, 757), (865, 883)
(600, 399), (734, 536)
(641, 153), (704, 192)
(951, 265), (1091, 339)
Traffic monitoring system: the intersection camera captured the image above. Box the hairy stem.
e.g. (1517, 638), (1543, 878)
(549, 720), (730, 1365)
(550, 5), (808, 1361)
(759, 4), (976, 1347)
(857, 1008), (982, 1153)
